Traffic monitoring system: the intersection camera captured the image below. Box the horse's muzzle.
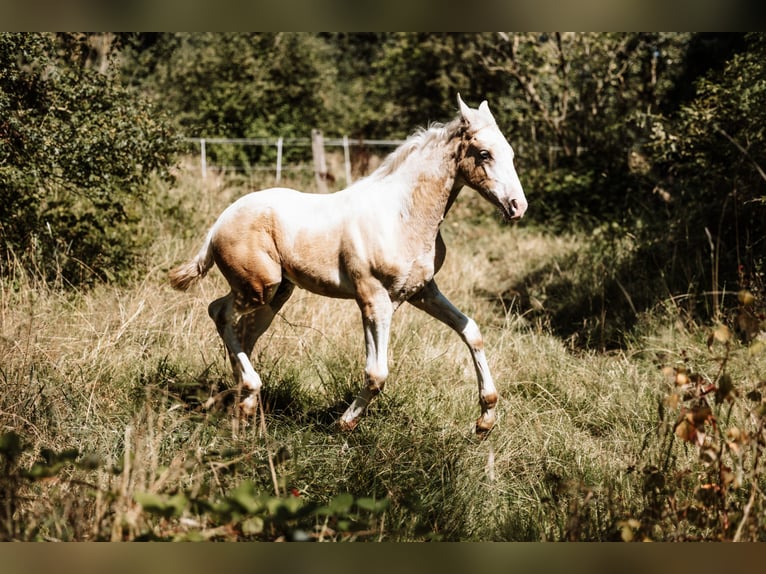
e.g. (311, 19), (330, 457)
(504, 197), (528, 220)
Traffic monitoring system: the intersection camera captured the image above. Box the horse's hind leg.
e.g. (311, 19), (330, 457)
(209, 280), (295, 414)
(238, 279), (295, 357)
(208, 294), (263, 408)
(235, 280), (295, 412)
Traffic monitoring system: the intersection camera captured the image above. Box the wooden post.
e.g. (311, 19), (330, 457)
(275, 136), (283, 184)
(343, 135), (352, 185)
(311, 129), (328, 193)
(200, 138), (207, 179)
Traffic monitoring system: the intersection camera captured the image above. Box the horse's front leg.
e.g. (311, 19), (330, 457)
(339, 291), (394, 431)
(409, 280), (499, 436)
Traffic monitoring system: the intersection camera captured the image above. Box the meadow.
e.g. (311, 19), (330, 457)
(1, 165), (765, 541)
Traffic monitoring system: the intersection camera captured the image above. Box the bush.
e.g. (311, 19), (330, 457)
(0, 33), (179, 286)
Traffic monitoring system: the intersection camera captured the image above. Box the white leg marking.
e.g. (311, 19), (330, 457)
(410, 281), (499, 433)
(237, 352), (262, 415)
(237, 352), (262, 392)
(340, 294), (393, 430)
(462, 319), (498, 408)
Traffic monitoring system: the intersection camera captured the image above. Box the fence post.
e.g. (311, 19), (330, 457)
(343, 135), (352, 185)
(200, 138), (207, 179)
(311, 129), (328, 193)
(276, 136), (283, 184)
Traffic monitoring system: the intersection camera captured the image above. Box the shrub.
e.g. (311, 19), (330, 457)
(0, 33), (179, 287)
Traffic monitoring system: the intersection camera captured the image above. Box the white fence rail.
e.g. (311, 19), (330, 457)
(183, 134), (405, 189)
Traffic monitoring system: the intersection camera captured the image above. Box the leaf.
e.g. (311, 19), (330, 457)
(228, 480), (263, 514)
(617, 519), (641, 542)
(714, 374), (736, 404)
(317, 493), (355, 516)
(356, 497), (390, 513)
(25, 461), (66, 479)
(328, 493), (354, 515)
(135, 491), (188, 518)
(134, 492), (166, 513)
(166, 492), (189, 517)
(0, 432), (24, 462)
(241, 516), (265, 536)
(282, 496), (304, 515)
(675, 403), (713, 445)
(738, 289), (755, 306)
(709, 324), (732, 347)
(675, 418), (699, 444)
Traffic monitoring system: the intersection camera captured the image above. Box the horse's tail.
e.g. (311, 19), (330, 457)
(169, 227), (216, 292)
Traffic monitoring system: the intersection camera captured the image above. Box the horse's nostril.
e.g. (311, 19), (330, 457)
(507, 197), (527, 220)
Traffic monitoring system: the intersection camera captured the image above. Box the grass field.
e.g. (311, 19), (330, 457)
(1, 166), (765, 541)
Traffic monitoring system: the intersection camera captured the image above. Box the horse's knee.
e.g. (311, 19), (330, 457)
(461, 318), (484, 350)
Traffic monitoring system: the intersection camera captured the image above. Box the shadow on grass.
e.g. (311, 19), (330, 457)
(482, 233), (727, 350)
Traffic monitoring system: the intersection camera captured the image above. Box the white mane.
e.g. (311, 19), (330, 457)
(371, 118), (462, 180)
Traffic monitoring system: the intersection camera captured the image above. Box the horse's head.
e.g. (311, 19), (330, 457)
(455, 94), (528, 221)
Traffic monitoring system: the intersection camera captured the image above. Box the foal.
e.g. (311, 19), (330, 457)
(169, 94), (527, 435)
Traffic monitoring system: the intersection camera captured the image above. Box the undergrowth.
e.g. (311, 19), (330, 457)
(1, 167), (765, 541)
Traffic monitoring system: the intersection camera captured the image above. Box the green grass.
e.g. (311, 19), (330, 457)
(1, 166), (765, 541)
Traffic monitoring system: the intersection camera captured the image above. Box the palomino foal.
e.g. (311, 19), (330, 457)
(169, 94), (527, 435)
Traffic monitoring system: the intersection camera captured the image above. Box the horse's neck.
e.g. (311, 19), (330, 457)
(393, 140), (461, 241)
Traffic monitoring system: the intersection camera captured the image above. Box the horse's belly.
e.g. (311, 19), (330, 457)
(280, 242), (357, 299)
(283, 266), (356, 299)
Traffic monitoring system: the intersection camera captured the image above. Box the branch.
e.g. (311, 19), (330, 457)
(714, 124), (766, 184)
(493, 33), (567, 152)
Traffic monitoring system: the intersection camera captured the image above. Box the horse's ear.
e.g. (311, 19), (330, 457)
(478, 100), (497, 124)
(457, 93), (472, 122)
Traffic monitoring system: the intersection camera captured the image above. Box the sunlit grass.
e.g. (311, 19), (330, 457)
(1, 165), (765, 541)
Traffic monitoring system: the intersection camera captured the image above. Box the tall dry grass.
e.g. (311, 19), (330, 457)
(1, 165), (765, 541)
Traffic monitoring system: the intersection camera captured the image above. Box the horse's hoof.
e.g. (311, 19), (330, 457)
(239, 395), (258, 416)
(475, 426), (493, 440)
(475, 415), (495, 438)
(338, 417), (359, 432)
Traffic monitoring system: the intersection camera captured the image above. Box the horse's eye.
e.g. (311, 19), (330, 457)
(479, 150), (491, 161)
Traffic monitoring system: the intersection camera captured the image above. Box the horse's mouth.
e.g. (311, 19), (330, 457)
(496, 197), (527, 221)
(479, 188), (527, 221)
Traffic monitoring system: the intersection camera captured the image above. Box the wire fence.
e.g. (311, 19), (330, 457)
(182, 134), (406, 189)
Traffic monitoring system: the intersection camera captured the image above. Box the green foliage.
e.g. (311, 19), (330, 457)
(478, 33), (692, 229)
(124, 33), (339, 168)
(352, 33), (509, 138)
(0, 33), (178, 286)
(0, 429), (388, 541)
(2, 33), (766, 542)
(647, 32), (766, 314)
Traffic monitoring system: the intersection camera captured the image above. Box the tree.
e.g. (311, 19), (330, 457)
(356, 33), (510, 138)
(124, 33), (342, 168)
(0, 33), (178, 286)
(476, 32), (693, 228)
(649, 32), (766, 311)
